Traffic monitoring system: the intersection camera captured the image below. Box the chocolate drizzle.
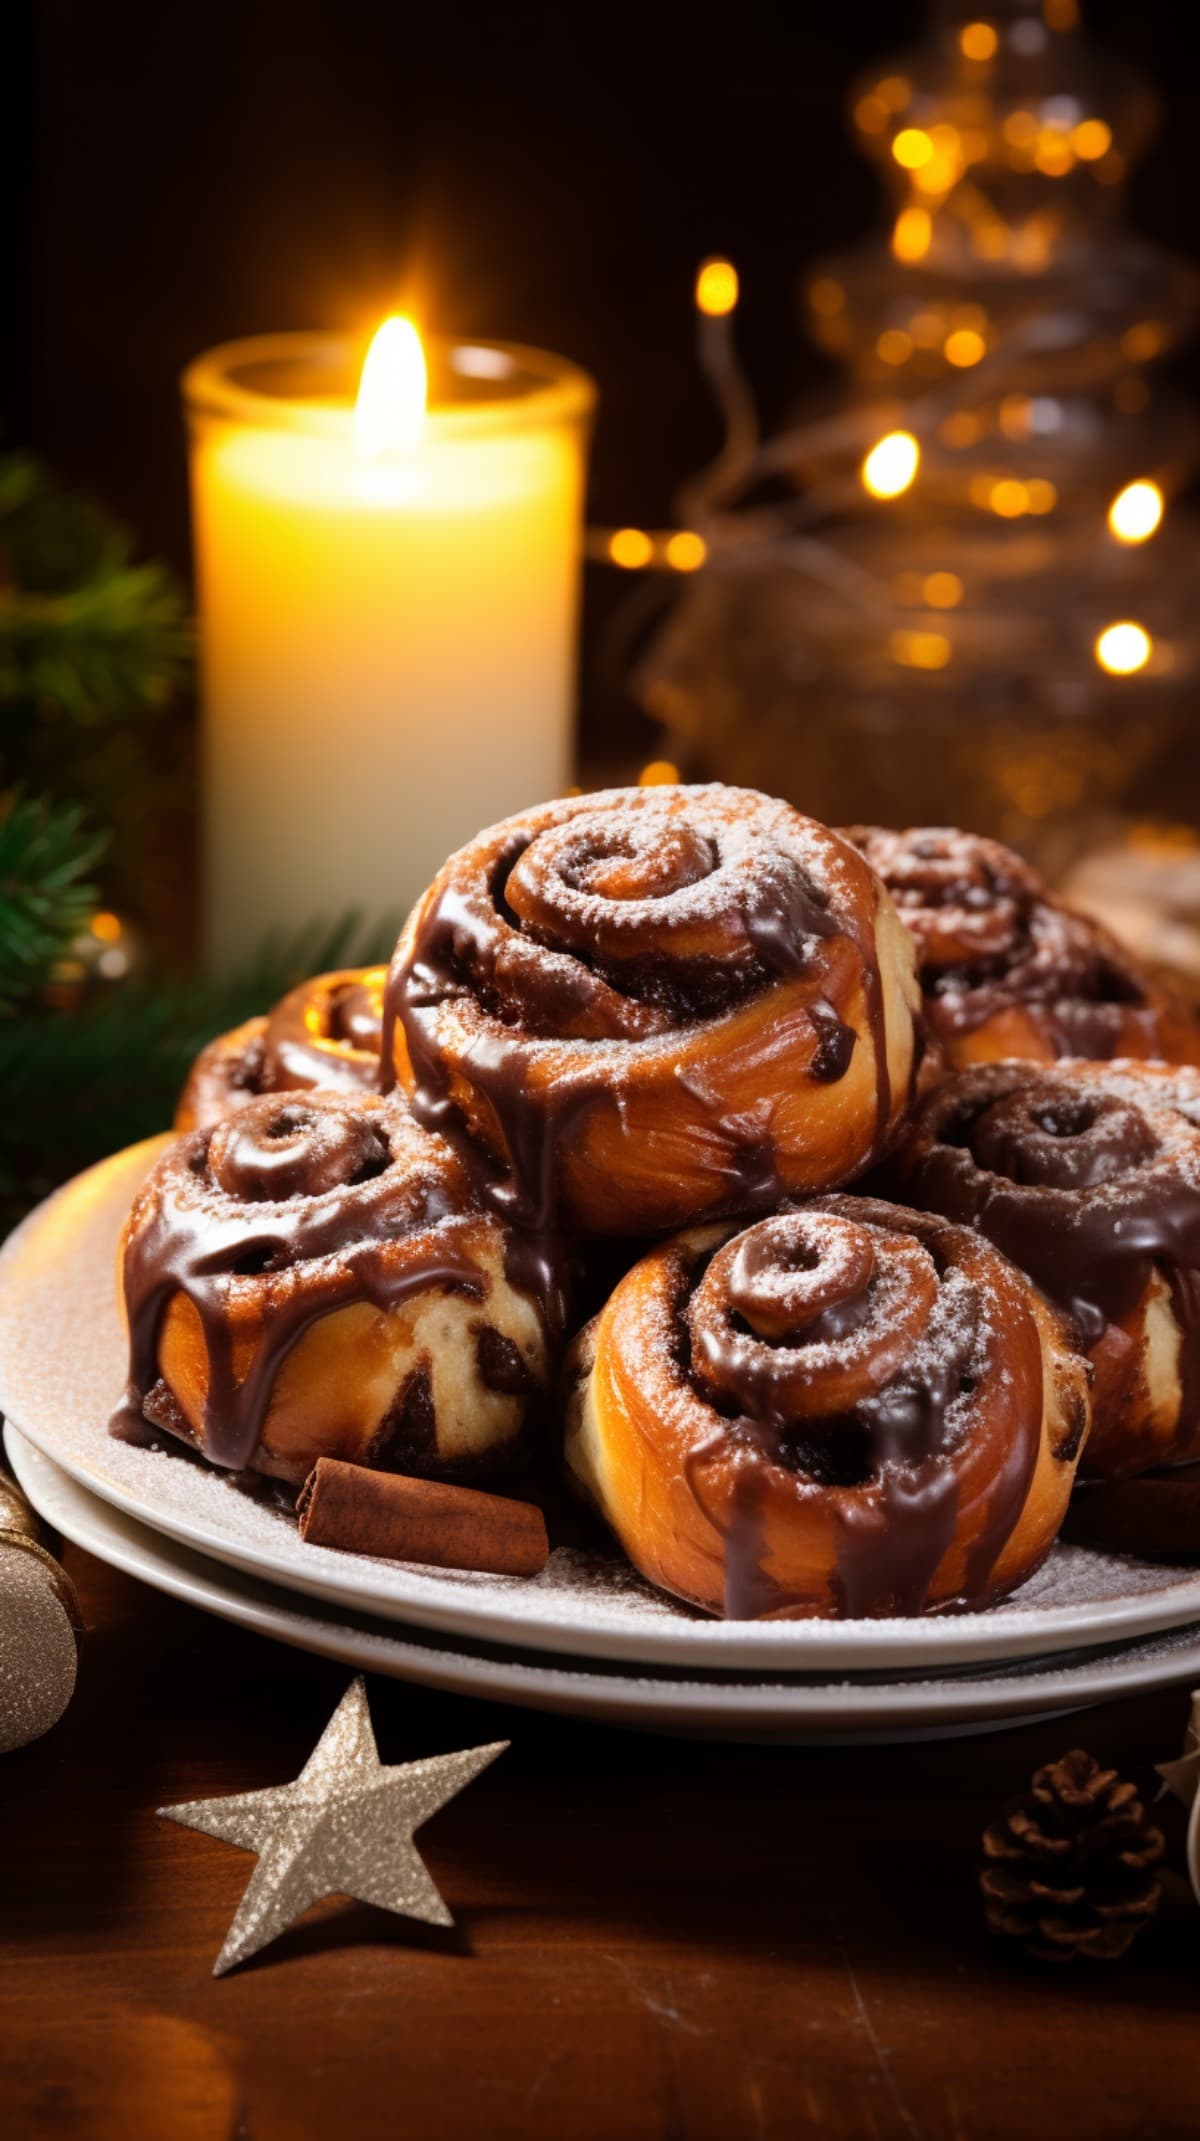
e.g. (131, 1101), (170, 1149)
(179, 967), (387, 1131)
(1170, 1268), (1200, 1463)
(676, 1199), (1046, 1618)
(807, 999), (858, 1083)
(267, 968), (386, 1091)
(848, 824), (1198, 1064)
(893, 1062), (1200, 1375)
(380, 786), (907, 1253)
(110, 1090), (545, 1475)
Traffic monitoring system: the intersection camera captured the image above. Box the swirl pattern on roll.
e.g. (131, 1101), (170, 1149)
(113, 1088), (550, 1486)
(890, 1059), (1200, 1476)
(383, 785), (922, 1238)
(176, 967), (386, 1131)
(847, 825), (1200, 1068)
(565, 1197), (1088, 1618)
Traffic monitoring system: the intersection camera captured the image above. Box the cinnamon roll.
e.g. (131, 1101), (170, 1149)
(383, 786), (922, 1238)
(113, 1089), (550, 1489)
(176, 967), (386, 1131)
(890, 1059), (1200, 1477)
(565, 1197), (1088, 1618)
(847, 826), (1200, 1069)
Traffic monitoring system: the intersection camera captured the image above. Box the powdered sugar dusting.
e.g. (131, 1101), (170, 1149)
(5, 1141), (1200, 1674)
(13, 1421), (1200, 1740)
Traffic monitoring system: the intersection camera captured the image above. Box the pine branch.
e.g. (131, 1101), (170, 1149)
(0, 911), (401, 1229)
(0, 453), (190, 729)
(0, 567), (190, 725)
(0, 790), (107, 1013)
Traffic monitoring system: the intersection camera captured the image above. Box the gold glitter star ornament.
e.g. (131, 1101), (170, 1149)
(159, 1676), (507, 1975)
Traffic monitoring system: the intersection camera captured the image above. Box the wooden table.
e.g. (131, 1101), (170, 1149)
(3, 1548), (1199, 2141)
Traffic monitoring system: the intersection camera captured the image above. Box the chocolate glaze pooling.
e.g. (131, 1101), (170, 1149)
(381, 788), (898, 1260)
(111, 1090), (547, 1474)
(678, 1200), (1044, 1618)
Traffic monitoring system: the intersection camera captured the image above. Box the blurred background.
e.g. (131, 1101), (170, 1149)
(3, 0), (1200, 1212)
(8, 1), (1200, 817)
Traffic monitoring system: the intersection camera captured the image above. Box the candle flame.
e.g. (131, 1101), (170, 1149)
(355, 317), (427, 454)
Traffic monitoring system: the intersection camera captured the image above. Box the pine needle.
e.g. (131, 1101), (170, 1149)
(0, 910), (401, 1231)
(0, 791), (107, 1012)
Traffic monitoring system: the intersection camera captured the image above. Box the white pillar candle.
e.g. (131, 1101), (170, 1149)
(183, 328), (595, 970)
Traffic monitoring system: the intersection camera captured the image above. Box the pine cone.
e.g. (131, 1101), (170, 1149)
(980, 1748), (1164, 1962)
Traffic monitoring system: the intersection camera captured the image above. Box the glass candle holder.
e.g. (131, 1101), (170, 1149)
(183, 333), (595, 970)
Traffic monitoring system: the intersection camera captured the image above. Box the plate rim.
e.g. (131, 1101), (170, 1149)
(12, 1421), (1200, 1733)
(7, 1140), (1200, 1674)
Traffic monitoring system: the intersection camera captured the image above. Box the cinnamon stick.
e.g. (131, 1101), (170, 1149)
(1066, 1465), (1200, 1559)
(297, 1457), (550, 1576)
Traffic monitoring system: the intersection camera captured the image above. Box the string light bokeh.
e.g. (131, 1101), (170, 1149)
(609, 0), (1200, 865)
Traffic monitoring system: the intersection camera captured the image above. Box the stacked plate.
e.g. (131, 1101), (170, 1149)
(5, 1142), (1200, 1743)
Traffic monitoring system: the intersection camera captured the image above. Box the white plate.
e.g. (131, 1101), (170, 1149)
(5, 1142), (1200, 1673)
(12, 1421), (1200, 1743)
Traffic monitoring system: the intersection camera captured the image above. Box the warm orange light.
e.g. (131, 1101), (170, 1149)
(90, 910), (123, 943)
(914, 149), (961, 196)
(856, 94), (888, 135)
(1024, 479), (1058, 514)
(810, 277), (845, 318)
(862, 431), (920, 498)
(877, 329), (913, 366)
(960, 20), (998, 60)
(1095, 622), (1151, 675)
(355, 316), (427, 454)
(892, 207), (932, 262)
(944, 328), (986, 368)
(639, 759), (681, 786)
(893, 128), (934, 170)
(665, 530), (707, 572)
(941, 410), (982, 448)
(924, 571), (963, 609)
(999, 395), (1032, 439)
(989, 480), (1029, 517)
(1073, 118), (1112, 161)
(890, 629), (952, 670)
(1034, 127), (1075, 177)
(609, 527), (654, 569)
(1109, 480), (1164, 543)
(1009, 216), (1056, 271)
(911, 310), (944, 349)
(696, 259), (739, 317)
(971, 223), (1008, 261)
(1122, 321), (1166, 363)
(1003, 110), (1038, 149)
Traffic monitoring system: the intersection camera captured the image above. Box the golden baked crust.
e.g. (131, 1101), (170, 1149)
(847, 825), (1200, 1070)
(565, 1196), (1089, 1619)
(891, 1058), (1200, 1477)
(115, 1089), (550, 1487)
(175, 967), (386, 1131)
(384, 785), (922, 1237)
